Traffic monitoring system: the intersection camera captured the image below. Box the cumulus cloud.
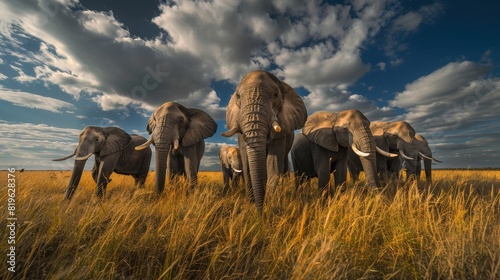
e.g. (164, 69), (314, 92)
(0, 86), (74, 113)
(390, 60), (500, 162)
(0, 121), (83, 170)
(384, 2), (443, 62)
(0, 0), (415, 120)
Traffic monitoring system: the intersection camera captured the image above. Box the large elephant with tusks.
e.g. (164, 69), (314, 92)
(135, 102), (217, 193)
(53, 126), (152, 199)
(222, 70), (307, 212)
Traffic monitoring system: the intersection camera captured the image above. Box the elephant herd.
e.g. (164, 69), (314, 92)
(53, 70), (441, 211)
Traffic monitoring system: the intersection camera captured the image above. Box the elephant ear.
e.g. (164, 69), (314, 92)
(271, 81), (307, 139)
(146, 108), (158, 134)
(101, 127), (132, 156)
(182, 108), (218, 147)
(394, 121), (415, 143)
(219, 146), (230, 169)
(223, 93), (240, 136)
(370, 121), (386, 137)
(302, 112), (339, 152)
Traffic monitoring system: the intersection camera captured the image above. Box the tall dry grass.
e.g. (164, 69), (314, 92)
(1, 170), (500, 279)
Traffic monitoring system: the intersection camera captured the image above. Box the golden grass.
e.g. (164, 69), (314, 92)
(1, 170), (500, 279)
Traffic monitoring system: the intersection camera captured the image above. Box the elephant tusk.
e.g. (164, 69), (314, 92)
(173, 139), (179, 150)
(232, 168), (243, 173)
(272, 120), (282, 133)
(52, 153), (75, 161)
(352, 144), (370, 157)
(418, 152), (433, 161)
(135, 135), (153, 150)
(432, 157), (443, 163)
(399, 150), (415, 161)
(75, 152), (93, 161)
(376, 146), (398, 158)
(221, 126), (238, 137)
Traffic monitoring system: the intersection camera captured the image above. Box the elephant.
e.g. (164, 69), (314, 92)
(135, 102), (217, 194)
(219, 144), (243, 192)
(348, 121), (420, 183)
(222, 70), (307, 212)
(53, 126), (152, 199)
(415, 134), (442, 184)
(291, 110), (380, 193)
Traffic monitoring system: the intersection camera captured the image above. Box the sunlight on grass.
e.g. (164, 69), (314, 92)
(1, 170), (500, 279)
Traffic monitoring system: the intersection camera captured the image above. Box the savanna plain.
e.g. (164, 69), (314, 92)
(2, 170), (500, 279)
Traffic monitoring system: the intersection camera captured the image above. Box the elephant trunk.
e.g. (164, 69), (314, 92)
(153, 126), (172, 194)
(65, 159), (86, 199)
(246, 142), (267, 212)
(154, 146), (170, 194)
(352, 128), (378, 188)
(242, 96), (270, 212)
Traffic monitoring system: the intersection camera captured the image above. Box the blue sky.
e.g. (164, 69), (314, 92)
(1, 0), (499, 170)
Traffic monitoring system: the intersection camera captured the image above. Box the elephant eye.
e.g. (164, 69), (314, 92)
(95, 138), (99, 142)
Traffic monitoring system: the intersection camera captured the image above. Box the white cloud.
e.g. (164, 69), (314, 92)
(0, 121), (83, 170)
(0, 72), (7, 80)
(390, 60), (500, 135)
(384, 2), (443, 62)
(377, 62), (386, 71)
(391, 61), (492, 108)
(0, 86), (74, 113)
(0, 0), (445, 123)
(79, 10), (129, 40)
(392, 11), (422, 32)
(92, 94), (153, 111)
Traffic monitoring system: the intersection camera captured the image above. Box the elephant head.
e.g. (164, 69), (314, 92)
(135, 102), (217, 194)
(222, 70), (307, 211)
(303, 110), (378, 187)
(219, 144), (243, 173)
(53, 126), (131, 199)
(370, 121), (420, 179)
(415, 134), (442, 183)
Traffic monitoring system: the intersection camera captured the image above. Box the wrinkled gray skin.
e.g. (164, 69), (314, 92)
(349, 121), (420, 182)
(219, 144), (243, 192)
(222, 70), (307, 212)
(415, 134), (442, 184)
(53, 126), (152, 200)
(136, 102), (217, 194)
(291, 110), (378, 193)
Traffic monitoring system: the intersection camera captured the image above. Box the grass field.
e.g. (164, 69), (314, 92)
(2, 170), (500, 279)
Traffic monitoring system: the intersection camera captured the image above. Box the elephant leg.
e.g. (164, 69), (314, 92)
(183, 147), (199, 188)
(136, 155), (150, 188)
(266, 136), (287, 186)
(96, 156), (119, 197)
(416, 159), (422, 180)
(95, 161), (111, 197)
(292, 153), (308, 191)
(167, 153), (181, 182)
(231, 173), (240, 190)
(347, 152), (360, 182)
(309, 144), (331, 194)
(91, 160), (99, 183)
(333, 158), (348, 193)
(349, 168), (360, 182)
(315, 156), (331, 194)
